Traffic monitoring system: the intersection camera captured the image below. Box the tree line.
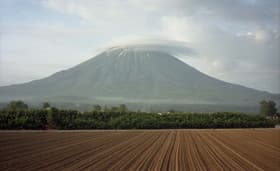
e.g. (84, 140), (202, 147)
(0, 100), (277, 129)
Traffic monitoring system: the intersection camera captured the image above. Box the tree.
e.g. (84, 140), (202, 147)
(42, 102), (50, 109)
(5, 100), (28, 110)
(103, 105), (109, 112)
(93, 105), (102, 112)
(111, 106), (119, 112)
(119, 104), (127, 113)
(169, 109), (175, 113)
(260, 100), (277, 116)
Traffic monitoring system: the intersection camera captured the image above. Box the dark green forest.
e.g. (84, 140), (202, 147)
(0, 109), (276, 130)
(0, 100), (278, 130)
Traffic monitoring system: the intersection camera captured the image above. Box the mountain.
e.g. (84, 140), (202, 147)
(0, 45), (278, 111)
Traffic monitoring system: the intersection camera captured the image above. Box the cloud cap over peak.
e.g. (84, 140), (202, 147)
(103, 39), (196, 57)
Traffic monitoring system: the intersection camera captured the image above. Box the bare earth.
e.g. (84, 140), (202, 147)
(0, 129), (279, 171)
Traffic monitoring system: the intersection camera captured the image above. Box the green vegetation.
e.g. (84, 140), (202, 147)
(4, 100), (29, 110)
(0, 101), (277, 130)
(0, 109), (47, 129)
(42, 102), (51, 109)
(0, 110), (276, 130)
(259, 100), (278, 116)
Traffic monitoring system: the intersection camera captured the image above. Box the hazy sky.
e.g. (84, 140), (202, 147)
(0, 0), (279, 93)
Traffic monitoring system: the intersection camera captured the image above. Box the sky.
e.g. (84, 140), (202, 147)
(0, 0), (279, 93)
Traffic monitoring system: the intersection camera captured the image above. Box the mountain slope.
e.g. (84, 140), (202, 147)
(0, 46), (277, 106)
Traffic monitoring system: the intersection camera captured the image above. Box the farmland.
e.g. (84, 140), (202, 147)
(0, 129), (279, 170)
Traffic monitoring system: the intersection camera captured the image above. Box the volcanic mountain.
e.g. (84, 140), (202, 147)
(0, 45), (278, 111)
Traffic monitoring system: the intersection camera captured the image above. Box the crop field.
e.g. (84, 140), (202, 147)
(0, 129), (279, 171)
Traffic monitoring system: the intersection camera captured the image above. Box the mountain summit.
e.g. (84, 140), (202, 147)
(0, 45), (277, 110)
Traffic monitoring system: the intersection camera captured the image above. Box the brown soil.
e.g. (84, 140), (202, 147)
(0, 129), (279, 171)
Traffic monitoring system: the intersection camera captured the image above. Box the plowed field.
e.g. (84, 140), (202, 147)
(0, 129), (279, 171)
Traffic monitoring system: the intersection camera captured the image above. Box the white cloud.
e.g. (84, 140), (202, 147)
(255, 30), (274, 42)
(158, 14), (280, 93)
